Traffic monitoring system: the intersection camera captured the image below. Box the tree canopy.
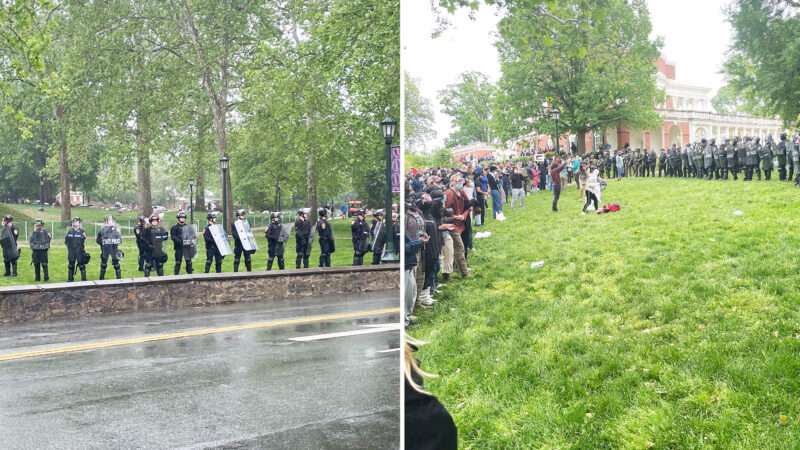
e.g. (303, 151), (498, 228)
(438, 71), (497, 146)
(723, 0), (800, 127)
(0, 0), (399, 222)
(494, 0), (663, 153)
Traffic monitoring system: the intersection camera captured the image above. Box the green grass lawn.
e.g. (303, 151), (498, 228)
(0, 219), (362, 285)
(410, 177), (800, 449)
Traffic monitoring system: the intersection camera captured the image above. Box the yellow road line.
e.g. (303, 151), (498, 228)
(0, 307), (400, 363)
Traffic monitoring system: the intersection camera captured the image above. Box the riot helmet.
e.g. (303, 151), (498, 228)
(71, 217), (82, 228)
(318, 208), (327, 218)
(207, 212), (217, 222)
(149, 214), (160, 224)
(270, 212), (281, 223)
(177, 211), (187, 221)
(236, 209), (246, 219)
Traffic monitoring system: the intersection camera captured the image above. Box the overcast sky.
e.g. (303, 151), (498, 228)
(402, 0), (735, 151)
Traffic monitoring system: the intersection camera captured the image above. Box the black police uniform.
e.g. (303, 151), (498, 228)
(294, 216), (312, 269)
(65, 226), (88, 281)
(170, 222), (196, 274)
(29, 226), (51, 281)
(143, 223), (169, 276)
(266, 220), (285, 270)
(351, 216), (370, 266)
(203, 223), (224, 273)
(316, 215), (335, 267)
(232, 219), (255, 272)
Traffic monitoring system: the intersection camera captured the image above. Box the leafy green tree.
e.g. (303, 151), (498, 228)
(438, 71), (497, 146)
(404, 72), (437, 152)
(723, 0), (800, 126)
(495, 0), (662, 153)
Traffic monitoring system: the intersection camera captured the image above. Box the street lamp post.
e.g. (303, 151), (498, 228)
(38, 170), (44, 212)
(552, 108), (561, 155)
(380, 117), (398, 263)
(219, 156), (229, 232)
(188, 179), (195, 225)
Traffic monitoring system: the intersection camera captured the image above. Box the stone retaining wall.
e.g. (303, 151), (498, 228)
(0, 265), (399, 324)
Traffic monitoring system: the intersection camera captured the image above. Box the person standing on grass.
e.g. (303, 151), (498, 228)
(444, 177), (470, 277)
(510, 166), (525, 208)
(474, 167), (488, 226)
(572, 155), (582, 190)
(615, 151), (625, 179)
(487, 166), (503, 219)
(582, 163), (604, 213)
(29, 219), (51, 282)
(550, 157), (566, 212)
(577, 163), (588, 200)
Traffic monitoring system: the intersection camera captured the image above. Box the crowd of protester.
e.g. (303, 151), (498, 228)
(404, 150), (610, 326)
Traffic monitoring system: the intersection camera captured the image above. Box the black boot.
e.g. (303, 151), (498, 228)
(215, 261), (222, 273)
(156, 264), (164, 276)
(319, 255), (325, 267)
(186, 260), (193, 274)
(144, 263), (151, 277)
(34, 263), (41, 282)
(303, 256), (309, 269)
(80, 266), (87, 281)
(43, 264), (49, 282)
(267, 258), (274, 270)
(11, 261), (17, 277)
(278, 257), (285, 270)
(174, 262), (181, 275)
(99, 264), (107, 280)
(245, 259), (252, 272)
(115, 265), (122, 279)
(233, 259), (240, 272)
(296, 255), (302, 269)
(3, 261), (9, 277)
(204, 261), (212, 273)
(68, 264), (75, 282)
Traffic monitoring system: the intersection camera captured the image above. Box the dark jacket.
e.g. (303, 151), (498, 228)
(316, 218), (335, 254)
(351, 218), (370, 255)
(65, 228), (86, 257)
(404, 376), (457, 450)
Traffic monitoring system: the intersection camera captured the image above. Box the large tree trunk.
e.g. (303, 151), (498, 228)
(54, 104), (71, 222)
(307, 148), (318, 224)
(136, 128), (153, 217)
(577, 129), (588, 155)
(194, 172), (205, 213)
(179, 0), (232, 232)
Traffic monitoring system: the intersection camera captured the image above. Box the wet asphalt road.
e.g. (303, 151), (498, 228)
(0, 290), (400, 449)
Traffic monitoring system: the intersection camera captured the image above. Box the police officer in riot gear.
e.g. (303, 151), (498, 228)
(777, 133), (788, 180)
(203, 213), (224, 273)
(294, 210), (312, 269)
(134, 215), (147, 272)
(370, 210), (386, 265)
(1, 215), (19, 277)
(170, 211), (196, 274)
(316, 208), (335, 267)
(724, 139), (735, 180)
(760, 135), (774, 180)
(29, 219), (51, 282)
(351, 209), (370, 266)
(735, 137), (747, 180)
(231, 209), (255, 272)
(701, 139), (713, 179)
(96, 215), (123, 279)
(65, 217), (88, 282)
(265, 212), (285, 270)
(143, 214), (169, 276)
(789, 134), (799, 184)
(744, 137), (758, 181)
(718, 139), (728, 180)
(711, 139), (722, 179)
